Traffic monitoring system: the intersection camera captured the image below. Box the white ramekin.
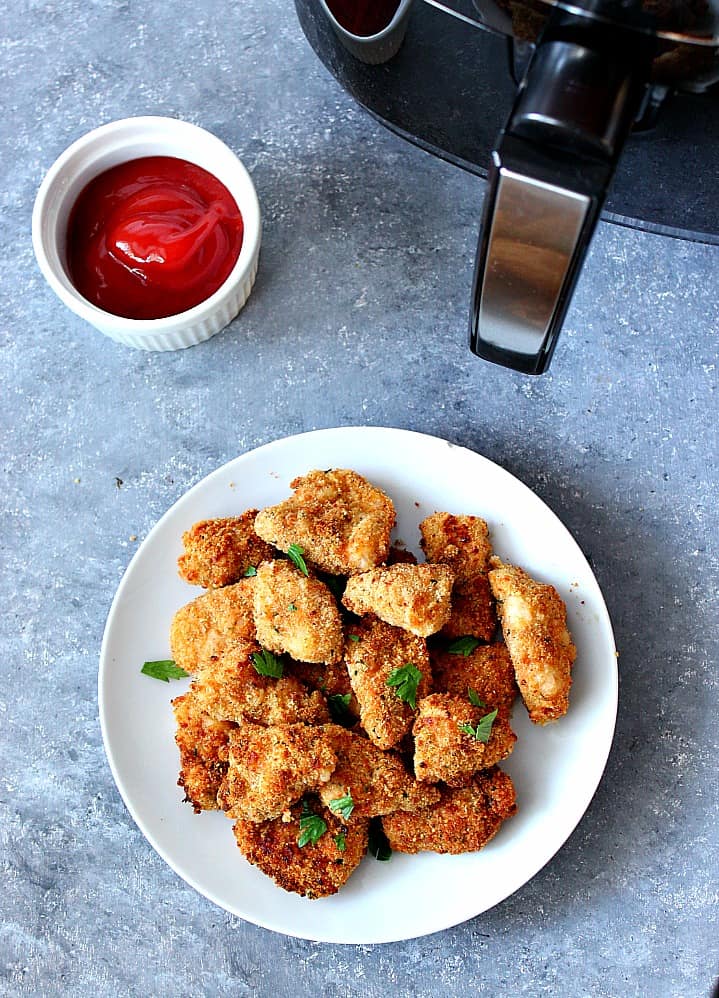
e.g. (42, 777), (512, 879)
(319, 0), (415, 65)
(32, 116), (262, 351)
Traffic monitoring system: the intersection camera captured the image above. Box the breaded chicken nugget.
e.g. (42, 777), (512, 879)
(192, 643), (329, 726)
(177, 511), (275, 588)
(289, 660), (360, 721)
(319, 725), (441, 817)
(254, 469), (395, 575)
(438, 573), (498, 643)
(387, 545), (418, 566)
(170, 579), (256, 674)
(253, 560), (343, 665)
(419, 513), (492, 580)
(381, 768), (517, 854)
(218, 722), (338, 822)
(233, 798), (368, 898)
(431, 642), (518, 711)
(345, 617), (431, 750)
(488, 557), (576, 724)
(172, 689), (236, 813)
(412, 693), (516, 786)
(342, 563), (454, 638)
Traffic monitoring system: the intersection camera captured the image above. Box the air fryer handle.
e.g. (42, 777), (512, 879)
(470, 27), (650, 374)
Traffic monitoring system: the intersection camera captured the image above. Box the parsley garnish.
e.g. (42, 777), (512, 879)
(251, 648), (284, 678)
(327, 693), (353, 724)
(288, 602), (297, 612)
(286, 543), (309, 576)
(468, 688), (486, 708)
(329, 794), (354, 822)
(367, 819), (392, 861)
(243, 565), (257, 577)
(140, 660), (189, 682)
(334, 833), (347, 852)
(297, 800), (327, 847)
(459, 707), (498, 743)
(348, 634), (360, 643)
(447, 636), (481, 657)
(386, 663), (422, 710)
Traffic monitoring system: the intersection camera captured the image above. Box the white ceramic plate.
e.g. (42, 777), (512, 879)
(99, 427), (617, 943)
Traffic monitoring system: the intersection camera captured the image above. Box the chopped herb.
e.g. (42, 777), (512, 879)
(286, 543), (309, 576)
(251, 648), (284, 678)
(329, 794), (354, 822)
(288, 603), (297, 612)
(447, 636), (481, 657)
(140, 660), (189, 682)
(297, 800), (327, 847)
(327, 693), (353, 725)
(334, 833), (347, 852)
(243, 565), (257, 577)
(348, 634), (360, 643)
(468, 688), (486, 708)
(368, 819), (392, 861)
(459, 707), (498, 743)
(386, 663), (422, 710)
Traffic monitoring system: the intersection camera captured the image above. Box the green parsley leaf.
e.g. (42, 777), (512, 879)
(386, 663), (422, 710)
(468, 688), (486, 708)
(243, 565), (257, 577)
(348, 634), (360, 643)
(140, 660), (189, 682)
(459, 707), (498, 743)
(334, 833), (347, 852)
(288, 602), (297, 612)
(251, 648), (284, 678)
(329, 794), (354, 822)
(447, 636), (481, 657)
(286, 543), (309, 576)
(327, 693), (353, 725)
(367, 819), (392, 861)
(297, 800), (327, 847)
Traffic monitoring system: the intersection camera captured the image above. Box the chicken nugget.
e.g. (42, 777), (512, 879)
(172, 689), (236, 813)
(431, 642), (518, 711)
(381, 768), (517, 854)
(419, 512), (492, 581)
(177, 511), (274, 588)
(254, 469), (395, 575)
(342, 563), (454, 638)
(488, 557), (576, 724)
(413, 693), (516, 786)
(169, 579), (256, 674)
(253, 560), (343, 664)
(233, 797), (368, 898)
(218, 722), (338, 822)
(289, 660), (360, 722)
(387, 545), (418, 566)
(345, 617), (431, 750)
(319, 725), (440, 817)
(438, 573), (498, 643)
(192, 643), (329, 726)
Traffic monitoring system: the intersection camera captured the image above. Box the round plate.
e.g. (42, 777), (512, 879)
(99, 427), (617, 943)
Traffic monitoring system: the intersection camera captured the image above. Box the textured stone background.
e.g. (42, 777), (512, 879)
(2, 1), (718, 995)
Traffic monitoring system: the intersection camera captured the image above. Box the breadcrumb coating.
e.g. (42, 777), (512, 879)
(254, 469), (395, 575)
(319, 725), (441, 817)
(438, 573), (498, 643)
(253, 560), (344, 665)
(218, 722), (338, 822)
(412, 693), (516, 787)
(177, 511), (274, 588)
(344, 617), (431, 750)
(172, 690), (236, 813)
(170, 580), (256, 674)
(289, 660), (360, 720)
(419, 513), (493, 581)
(431, 642), (518, 711)
(342, 563), (454, 638)
(233, 798), (368, 898)
(381, 768), (517, 854)
(488, 557), (576, 724)
(191, 644), (330, 726)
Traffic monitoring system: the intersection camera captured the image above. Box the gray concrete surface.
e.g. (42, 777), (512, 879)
(1, 1), (717, 995)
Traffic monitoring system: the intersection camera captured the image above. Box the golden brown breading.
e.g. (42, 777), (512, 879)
(419, 512), (492, 581)
(289, 660), (360, 720)
(488, 557), (576, 724)
(319, 725), (441, 817)
(169, 580), (256, 674)
(192, 643), (330, 726)
(172, 689), (236, 813)
(412, 693), (516, 786)
(342, 563), (454, 638)
(381, 768), (517, 854)
(431, 643), (518, 711)
(438, 573), (498, 643)
(344, 617), (431, 750)
(387, 544), (418, 566)
(218, 722), (338, 822)
(177, 511), (274, 588)
(254, 469), (395, 575)
(233, 798), (369, 898)
(253, 560), (343, 664)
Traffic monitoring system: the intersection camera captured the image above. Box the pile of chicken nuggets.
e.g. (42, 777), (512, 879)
(169, 468), (576, 899)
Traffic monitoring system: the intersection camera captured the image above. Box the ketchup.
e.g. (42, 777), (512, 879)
(67, 156), (244, 320)
(326, 0), (401, 36)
